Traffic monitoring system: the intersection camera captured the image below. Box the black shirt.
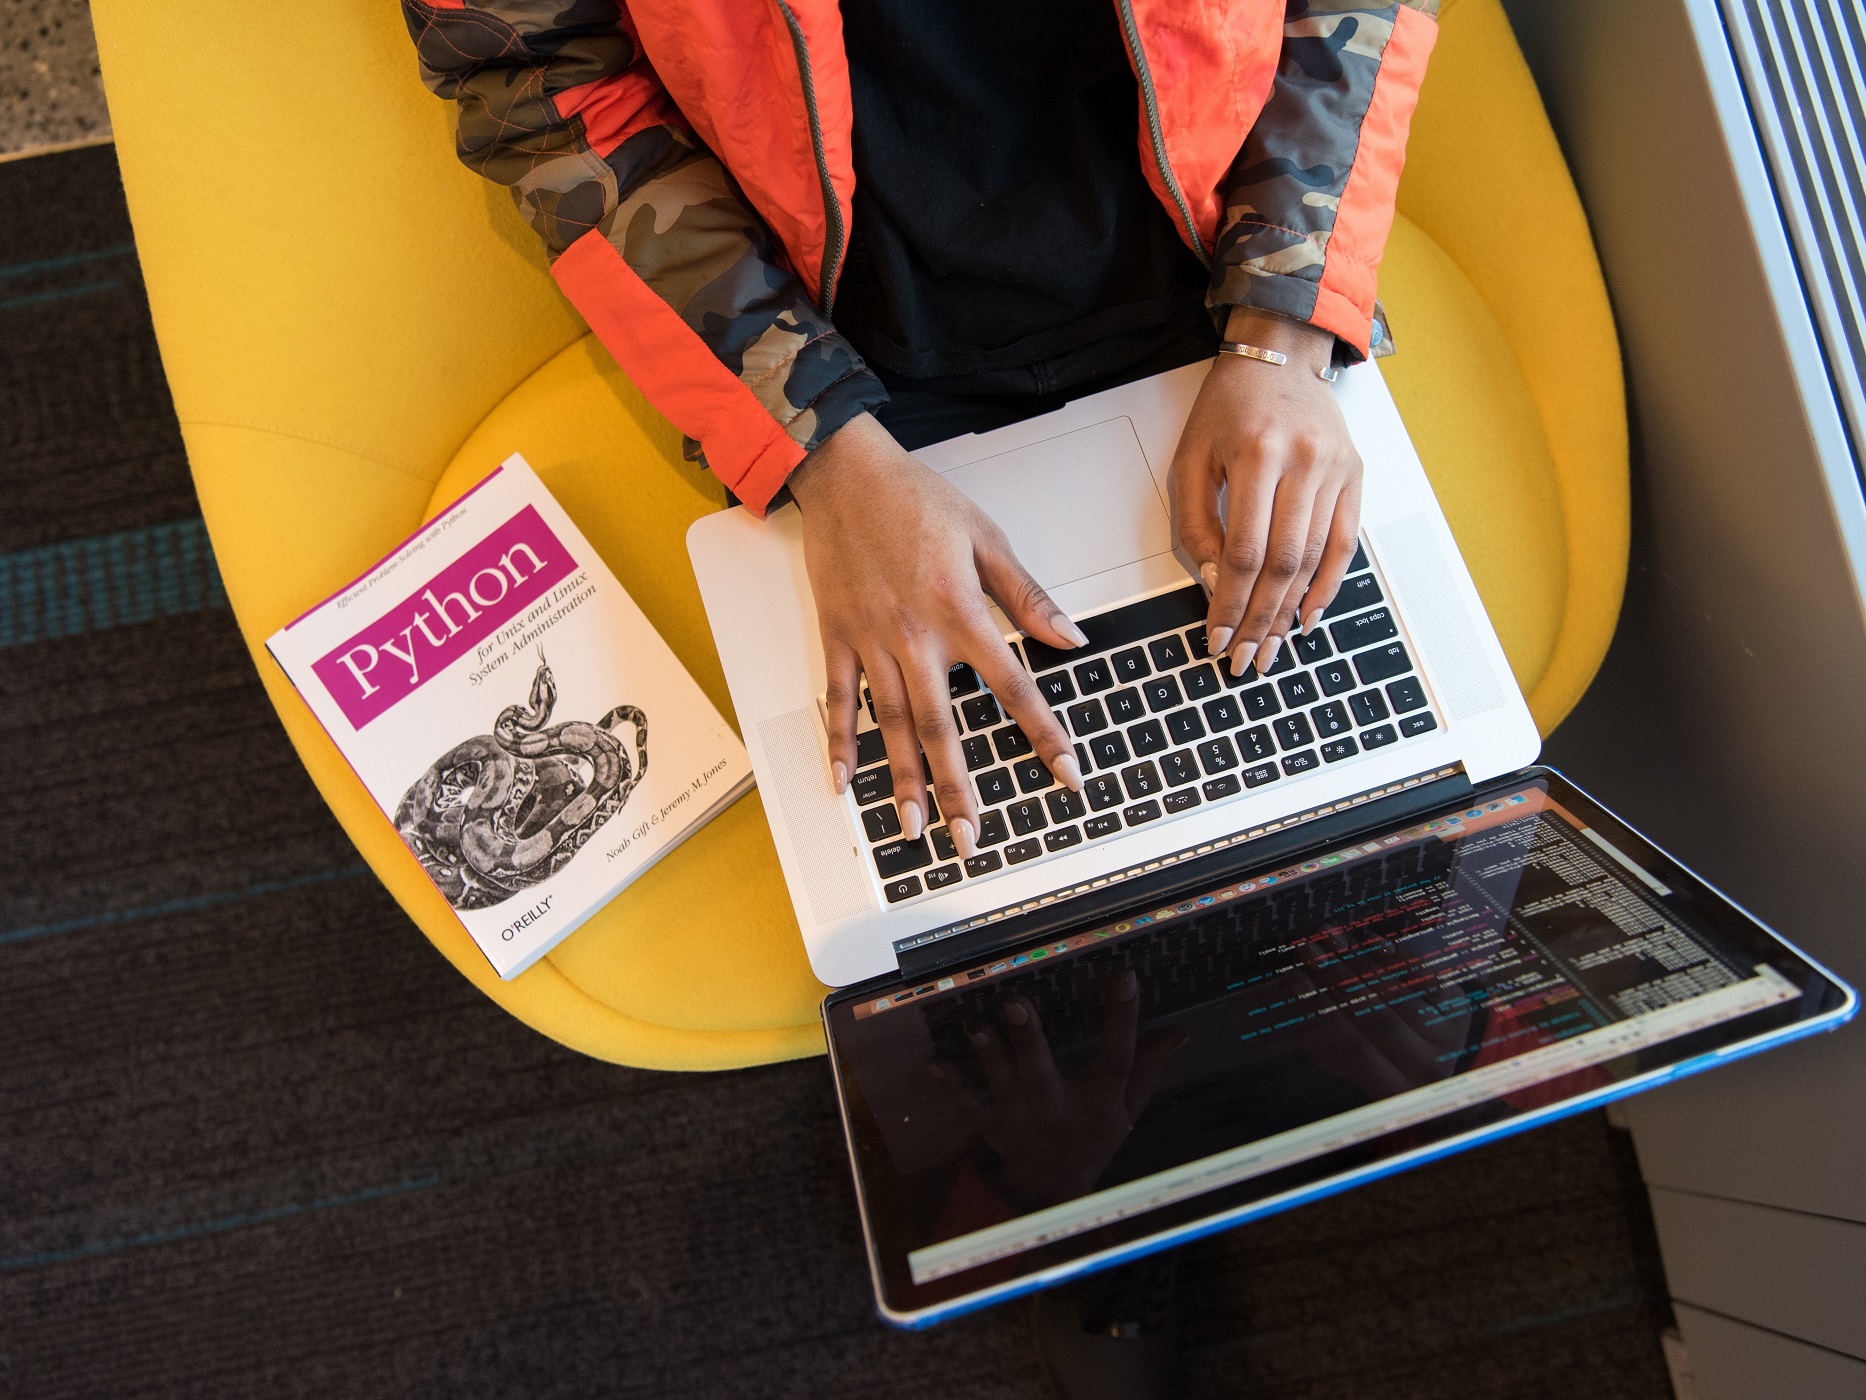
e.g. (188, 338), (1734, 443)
(834, 0), (1216, 436)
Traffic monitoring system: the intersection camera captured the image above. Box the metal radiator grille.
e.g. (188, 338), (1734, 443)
(1724, 0), (1866, 490)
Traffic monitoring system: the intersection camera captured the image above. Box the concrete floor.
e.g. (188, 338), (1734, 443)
(2, 0), (109, 158)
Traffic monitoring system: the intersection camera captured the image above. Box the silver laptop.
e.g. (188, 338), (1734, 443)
(689, 359), (1539, 989)
(687, 359), (1855, 1327)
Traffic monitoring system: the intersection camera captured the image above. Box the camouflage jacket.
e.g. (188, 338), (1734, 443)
(404, 0), (1440, 515)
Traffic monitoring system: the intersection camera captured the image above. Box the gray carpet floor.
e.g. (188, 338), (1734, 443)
(0, 143), (1679, 1399)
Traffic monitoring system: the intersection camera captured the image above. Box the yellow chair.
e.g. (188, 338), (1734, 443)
(90, 0), (1624, 1071)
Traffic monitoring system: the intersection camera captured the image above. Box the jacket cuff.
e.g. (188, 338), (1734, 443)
(1206, 274), (1395, 365)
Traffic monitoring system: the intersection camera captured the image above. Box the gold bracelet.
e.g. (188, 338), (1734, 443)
(1218, 339), (1341, 382)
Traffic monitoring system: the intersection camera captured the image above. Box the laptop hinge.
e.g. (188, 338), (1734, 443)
(893, 765), (1468, 983)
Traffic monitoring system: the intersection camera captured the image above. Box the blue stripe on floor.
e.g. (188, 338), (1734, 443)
(0, 864), (372, 948)
(0, 278), (124, 313)
(0, 1176), (444, 1274)
(0, 518), (228, 647)
(0, 243), (137, 282)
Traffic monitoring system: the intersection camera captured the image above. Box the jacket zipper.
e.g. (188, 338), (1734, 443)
(775, 0), (848, 315)
(1114, 0), (1211, 268)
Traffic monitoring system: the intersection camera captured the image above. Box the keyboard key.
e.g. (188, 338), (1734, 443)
(1315, 660), (1356, 696)
(1084, 775), (1124, 811)
(1044, 825), (1084, 852)
(1362, 724), (1398, 749)
(1401, 712), (1439, 737)
(1312, 701), (1351, 738)
(1007, 798), (1048, 835)
(1128, 719), (1169, 757)
(1161, 750), (1200, 786)
(1165, 707), (1206, 745)
(1386, 677), (1427, 713)
(925, 863), (963, 891)
(1075, 741), (1093, 774)
(1274, 714), (1315, 750)
(853, 767), (893, 805)
(1085, 813), (1123, 839)
(948, 663), (982, 698)
(1202, 774), (1242, 800)
(1242, 762), (1279, 788)
(1142, 675), (1183, 712)
(1221, 655), (1256, 688)
(1292, 629), (1333, 666)
(1197, 737), (1239, 774)
(1046, 788), (1087, 823)
(1013, 757), (1055, 793)
(930, 825), (957, 860)
(1278, 671), (1319, 707)
(965, 851), (1004, 876)
(1088, 732), (1131, 769)
(1163, 788), (1201, 813)
(978, 810), (1010, 846)
(1348, 540), (1368, 573)
(993, 724), (1034, 760)
(1239, 683), (1281, 720)
(862, 687), (875, 723)
(1111, 647), (1151, 683)
(1106, 687), (1145, 723)
(1149, 634), (1190, 670)
(1006, 838), (1043, 865)
(1067, 698), (1109, 736)
(1350, 689), (1391, 725)
(1329, 606), (1398, 653)
(1123, 800), (1163, 825)
(1035, 670), (1076, 705)
(1237, 725), (1275, 762)
(856, 729), (888, 769)
(1022, 585), (1207, 672)
(1321, 737), (1359, 763)
(963, 735), (995, 770)
(1181, 662), (1220, 699)
(1121, 761), (1163, 799)
(1281, 749), (1320, 776)
(976, 768), (1015, 805)
(961, 694), (1002, 731)
(1265, 645), (1297, 677)
(1324, 572), (1383, 617)
(862, 805), (901, 842)
(1073, 657), (1115, 694)
(874, 837), (933, 878)
(1202, 695), (1244, 731)
(1184, 626), (1211, 660)
(884, 876), (923, 903)
(1353, 642), (1412, 685)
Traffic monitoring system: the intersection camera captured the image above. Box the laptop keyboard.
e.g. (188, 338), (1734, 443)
(849, 542), (1440, 906)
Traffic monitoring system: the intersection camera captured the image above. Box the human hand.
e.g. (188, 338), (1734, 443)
(789, 414), (1086, 857)
(1171, 307), (1363, 678)
(928, 973), (1186, 1209)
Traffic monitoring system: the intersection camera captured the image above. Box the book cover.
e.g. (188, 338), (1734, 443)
(267, 455), (753, 978)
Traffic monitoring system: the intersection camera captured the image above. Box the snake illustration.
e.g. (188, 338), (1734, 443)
(394, 653), (649, 911)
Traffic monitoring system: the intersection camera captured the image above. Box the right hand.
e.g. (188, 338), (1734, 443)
(789, 414), (1086, 859)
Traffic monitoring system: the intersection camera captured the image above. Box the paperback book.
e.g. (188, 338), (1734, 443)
(268, 455), (753, 978)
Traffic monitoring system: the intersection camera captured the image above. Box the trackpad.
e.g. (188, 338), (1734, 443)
(934, 417), (1174, 593)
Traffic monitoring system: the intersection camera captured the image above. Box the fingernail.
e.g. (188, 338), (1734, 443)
(1304, 608), (1325, 635)
(832, 761), (848, 794)
(1199, 561), (1218, 592)
(1053, 614), (1089, 648)
(967, 1028), (991, 1047)
(1228, 639), (1257, 676)
(1053, 753), (1084, 792)
(1208, 626), (1233, 656)
(1257, 633), (1282, 671)
(951, 817), (978, 859)
(1118, 970), (1138, 1001)
(1004, 1001), (1029, 1027)
(900, 800), (923, 841)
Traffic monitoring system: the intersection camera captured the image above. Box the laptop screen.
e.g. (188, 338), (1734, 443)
(825, 772), (1851, 1324)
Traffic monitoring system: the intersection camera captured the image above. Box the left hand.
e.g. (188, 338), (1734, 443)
(1171, 306), (1364, 678)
